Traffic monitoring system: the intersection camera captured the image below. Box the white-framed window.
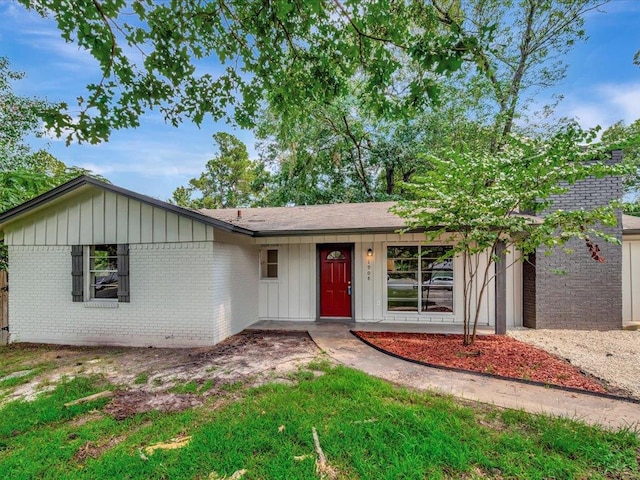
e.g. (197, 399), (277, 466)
(260, 248), (278, 279)
(88, 245), (119, 300)
(71, 244), (130, 303)
(386, 245), (453, 313)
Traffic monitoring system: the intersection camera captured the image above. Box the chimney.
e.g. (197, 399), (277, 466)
(523, 150), (623, 330)
(237, 209), (242, 220)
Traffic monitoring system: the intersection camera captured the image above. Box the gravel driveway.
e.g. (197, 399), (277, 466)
(508, 329), (640, 399)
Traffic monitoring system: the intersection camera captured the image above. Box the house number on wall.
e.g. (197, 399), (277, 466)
(367, 260), (372, 281)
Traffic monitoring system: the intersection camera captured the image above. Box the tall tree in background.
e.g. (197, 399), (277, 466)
(10, 0), (614, 211)
(257, 89), (431, 205)
(259, 90), (387, 204)
(0, 57), (100, 269)
(0, 57), (98, 213)
(0, 57), (51, 171)
(602, 119), (640, 215)
(172, 133), (269, 209)
(431, 0), (606, 150)
(13, 1), (608, 147)
(255, 0), (605, 204)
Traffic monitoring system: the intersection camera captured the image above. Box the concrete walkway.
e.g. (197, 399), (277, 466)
(250, 321), (640, 431)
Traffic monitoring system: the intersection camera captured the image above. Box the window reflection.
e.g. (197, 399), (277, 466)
(387, 246), (453, 313)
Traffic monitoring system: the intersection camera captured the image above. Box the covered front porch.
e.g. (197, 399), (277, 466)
(248, 319), (496, 336)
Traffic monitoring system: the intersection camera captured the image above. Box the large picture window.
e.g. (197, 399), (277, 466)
(386, 246), (453, 313)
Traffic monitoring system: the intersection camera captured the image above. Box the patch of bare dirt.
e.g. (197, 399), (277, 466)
(68, 411), (105, 428)
(104, 391), (203, 420)
(73, 435), (127, 463)
(2, 331), (328, 417)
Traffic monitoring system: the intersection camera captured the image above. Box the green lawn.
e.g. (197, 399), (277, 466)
(0, 362), (638, 479)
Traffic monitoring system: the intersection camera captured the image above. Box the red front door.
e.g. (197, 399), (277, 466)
(319, 246), (352, 318)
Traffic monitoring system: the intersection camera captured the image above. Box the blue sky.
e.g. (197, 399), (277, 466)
(1, 1), (639, 201)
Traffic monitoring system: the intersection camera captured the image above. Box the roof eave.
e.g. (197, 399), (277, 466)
(0, 175), (88, 225)
(252, 226), (429, 237)
(0, 175), (255, 237)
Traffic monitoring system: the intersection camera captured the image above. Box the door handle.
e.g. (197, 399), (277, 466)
(347, 281), (352, 296)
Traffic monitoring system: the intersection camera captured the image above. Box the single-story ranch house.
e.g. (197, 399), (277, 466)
(0, 165), (638, 347)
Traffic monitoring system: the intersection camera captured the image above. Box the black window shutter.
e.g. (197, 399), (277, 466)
(71, 245), (84, 302)
(117, 244), (130, 303)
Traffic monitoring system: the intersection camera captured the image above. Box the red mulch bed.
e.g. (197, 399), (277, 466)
(353, 331), (608, 394)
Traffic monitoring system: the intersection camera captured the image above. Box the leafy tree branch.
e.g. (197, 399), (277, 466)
(17, 0), (470, 144)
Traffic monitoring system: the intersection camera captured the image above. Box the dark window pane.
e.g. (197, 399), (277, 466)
(267, 264), (278, 278)
(387, 246), (418, 260)
(94, 275), (118, 298)
(262, 249), (278, 278)
(388, 273), (418, 283)
(90, 244), (118, 299)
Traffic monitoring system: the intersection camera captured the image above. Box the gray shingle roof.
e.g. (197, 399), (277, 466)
(200, 203), (545, 236)
(623, 214), (640, 234)
(200, 202), (406, 235)
(4, 174), (636, 238)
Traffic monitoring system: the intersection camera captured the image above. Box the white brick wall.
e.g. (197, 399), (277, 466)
(8, 242), (219, 347)
(212, 242), (259, 343)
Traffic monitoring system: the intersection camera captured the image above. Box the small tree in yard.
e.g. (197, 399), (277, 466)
(393, 125), (635, 346)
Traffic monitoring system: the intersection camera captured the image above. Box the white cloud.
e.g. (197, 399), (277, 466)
(556, 82), (640, 129)
(75, 155), (206, 177)
(0, 3), (40, 21)
(598, 83), (640, 122)
(55, 138), (212, 178)
(566, 104), (613, 129)
(19, 28), (98, 70)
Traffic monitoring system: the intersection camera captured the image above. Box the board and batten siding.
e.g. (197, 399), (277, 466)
(258, 243), (316, 320)
(2, 187), (214, 246)
(623, 235), (640, 322)
(256, 233), (523, 327)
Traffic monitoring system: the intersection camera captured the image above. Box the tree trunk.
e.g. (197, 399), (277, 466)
(386, 166), (395, 195)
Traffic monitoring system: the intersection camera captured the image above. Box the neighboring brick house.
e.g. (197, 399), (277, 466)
(0, 171), (635, 347)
